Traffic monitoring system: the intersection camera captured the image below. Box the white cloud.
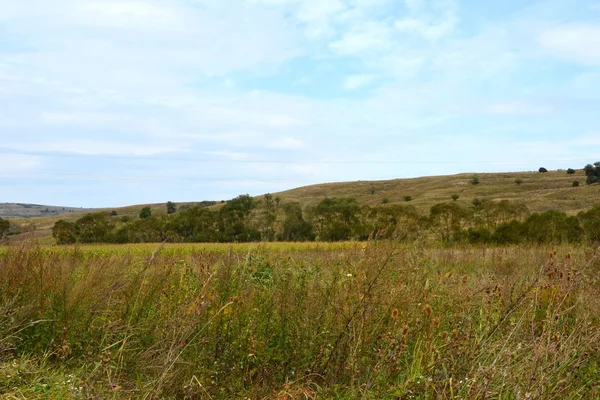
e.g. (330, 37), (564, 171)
(343, 74), (376, 90)
(329, 21), (392, 55)
(538, 24), (600, 66)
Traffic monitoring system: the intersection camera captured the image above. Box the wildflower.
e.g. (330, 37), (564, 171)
(391, 309), (399, 319)
(402, 326), (409, 336)
(452, 329), (458, 338)
(346, 273), (353, 278)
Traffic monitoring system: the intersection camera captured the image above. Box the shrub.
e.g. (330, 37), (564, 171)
(515, 178), (523, 185)
(471, 175), (480, 185)
(573, 181), (580, 187)
(404, 196), (412, 202)
(539, 167), (548, 173)
(567, 168), (576, 175)
(451, 194), (460, 201)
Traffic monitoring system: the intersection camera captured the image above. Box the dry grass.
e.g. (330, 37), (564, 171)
(8, 169), (600, 244)
(1, 240), (599, 398)
(275, 169), (599, 214)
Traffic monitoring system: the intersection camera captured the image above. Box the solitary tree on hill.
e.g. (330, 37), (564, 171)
(539, 167), (548, 173)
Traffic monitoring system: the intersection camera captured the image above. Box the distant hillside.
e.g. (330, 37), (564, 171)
(272, 169), (600, 214)
(4, 168), (600, 244)
(0, 203), (96, 219)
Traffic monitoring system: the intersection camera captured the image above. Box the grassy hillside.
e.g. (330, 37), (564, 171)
(273, 169), (599, 214)
(5, 168), (599, 243)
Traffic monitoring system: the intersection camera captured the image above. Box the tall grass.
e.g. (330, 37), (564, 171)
(1, 241), (599, 398)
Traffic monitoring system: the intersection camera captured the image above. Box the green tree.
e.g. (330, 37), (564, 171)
(279, 202), (314, 242)
(567, 168), (576, 175)
(310, 198), (362, 241)
(139, 206), (152, 219)
(429, 202), (471, 243)
(167, 201), (177, 214)
(260, 194), (277, 241)
(471, 175), (480, 185)
(51, 220), (77, 244)
(75, 213), (115, 243)
(584, 162), (600, 184)
(219, 194), (260, 242)
(172, 206), (218, 242)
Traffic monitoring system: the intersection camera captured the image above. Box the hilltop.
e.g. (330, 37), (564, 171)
(273, 169), (598, 214)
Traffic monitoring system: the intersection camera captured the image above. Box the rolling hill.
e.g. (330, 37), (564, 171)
(4, 168), (599, 243)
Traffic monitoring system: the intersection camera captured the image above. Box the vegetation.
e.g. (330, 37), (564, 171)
(584, 162), (600, 185)
(539, 167), (548, 173)
(1, 241), (599, 398)
(51, 194), (600, 246)
(567, 168), (576, 175)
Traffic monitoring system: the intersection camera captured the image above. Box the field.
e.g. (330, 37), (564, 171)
(1, 240), (599, 399)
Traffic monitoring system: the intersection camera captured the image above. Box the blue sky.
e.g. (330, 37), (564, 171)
(1, 0), (599, 207)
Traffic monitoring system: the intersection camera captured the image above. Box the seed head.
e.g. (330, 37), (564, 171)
(424, 304), (433, 317)
(391, 309), (399, 319)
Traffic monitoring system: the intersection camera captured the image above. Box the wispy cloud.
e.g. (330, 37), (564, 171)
(1, 0), (599, 206)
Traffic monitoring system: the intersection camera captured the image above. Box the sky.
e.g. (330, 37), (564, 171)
(1, 0), (599, 207)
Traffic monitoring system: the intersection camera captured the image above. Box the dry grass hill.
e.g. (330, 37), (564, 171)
(5, 168), (599, 243)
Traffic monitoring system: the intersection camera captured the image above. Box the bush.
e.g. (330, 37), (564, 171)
(573, 181), (580, 187)
(404, 196), (412, 202)
(515, 178), (523, 185)
(381, 198), (390, 204)
(539, 167), (548, 173)
(471, 175), (480, 185)
(584, 162), (600, 184)
(567, 168), (576, 175)
(451, 194), (460, 201)
(139, 206), (152, 219)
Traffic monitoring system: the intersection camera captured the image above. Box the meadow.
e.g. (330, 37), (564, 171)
(1, 240), (599, 399)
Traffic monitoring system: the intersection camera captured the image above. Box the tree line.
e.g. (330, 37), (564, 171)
(50, 195), (600, 245)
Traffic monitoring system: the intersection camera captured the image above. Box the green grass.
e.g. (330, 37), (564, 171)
(1, 241), (599, 398)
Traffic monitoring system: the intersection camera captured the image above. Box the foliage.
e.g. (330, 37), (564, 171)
(1, 243), (599, 398)
(404, 195), (412, 202)
(584, 162), (600, 184)
(139, 206), (152, 219)
(567, 168), (576, 175)
(451, 194), (460, 201)
(539, 167), (548, 173)
(573, 180), (580, 187)
(51, 220), (77, 244)
(166, 201), (177, 214)
(471, 175), (480, 185)
(515, 178), (523, 185)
